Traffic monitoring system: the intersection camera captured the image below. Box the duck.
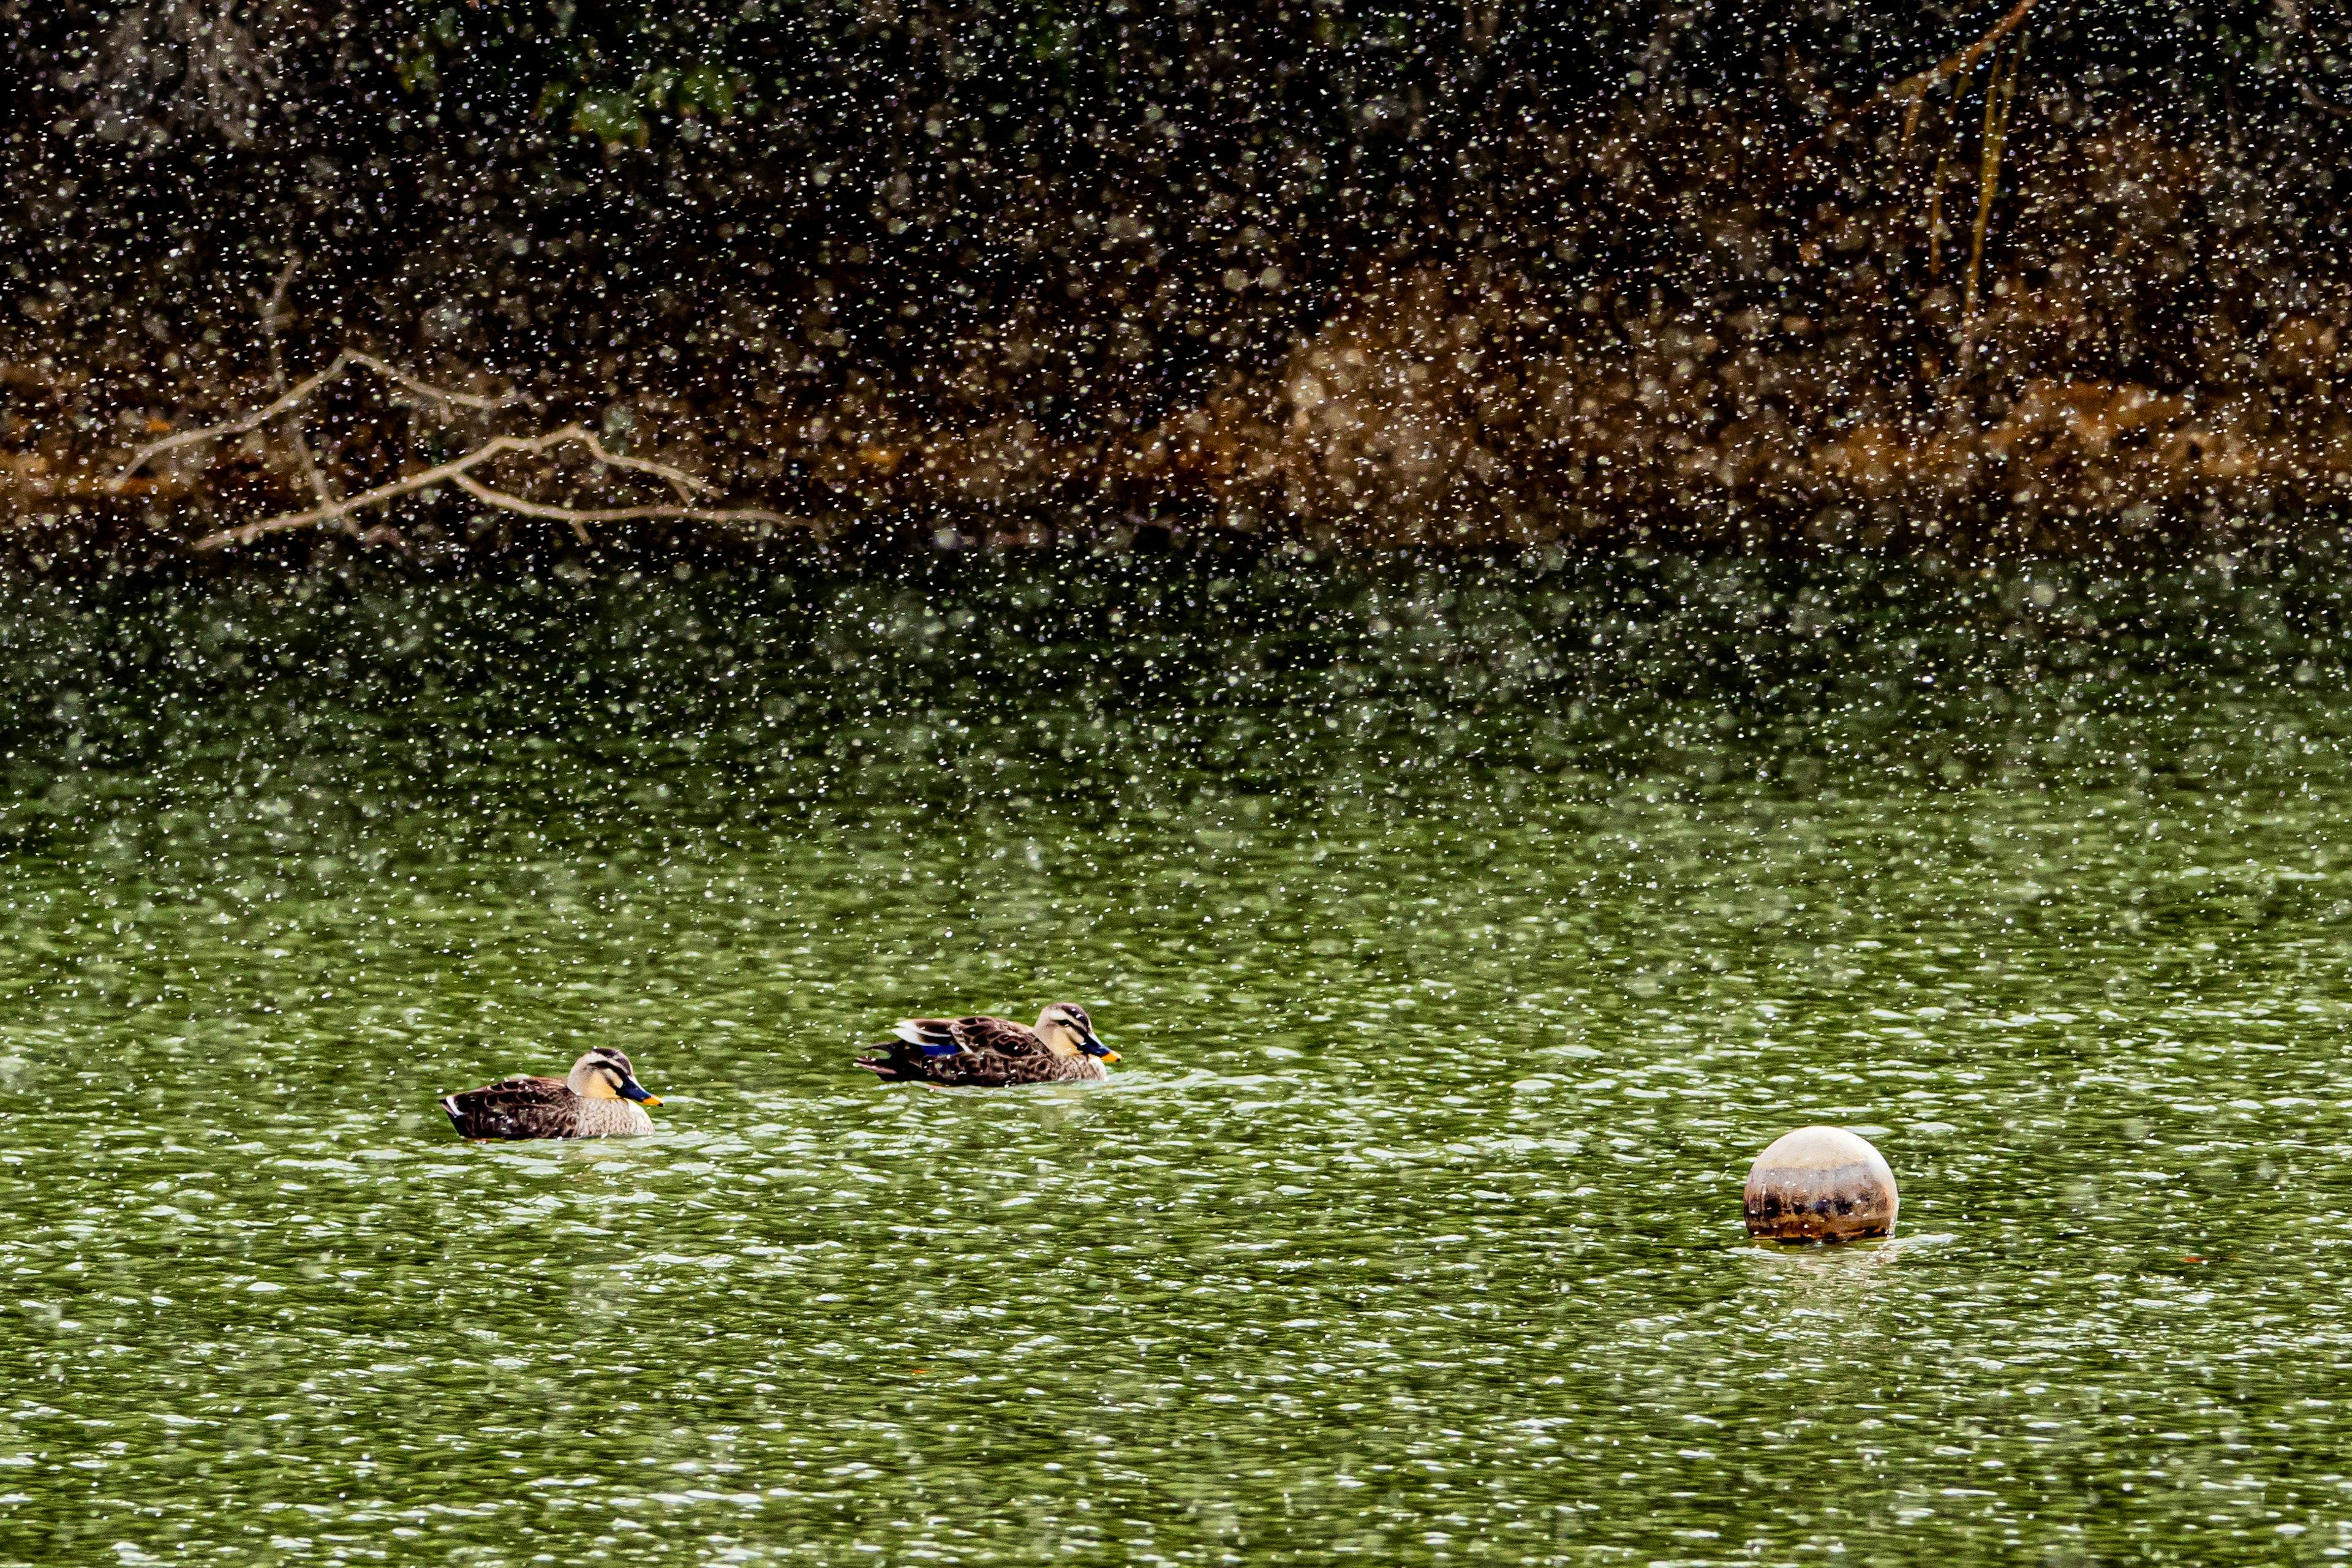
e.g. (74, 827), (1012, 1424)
(440, 1047), (663, 1139)
(855, 1003), (1118, 1087)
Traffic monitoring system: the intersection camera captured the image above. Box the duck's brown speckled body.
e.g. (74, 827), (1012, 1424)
(856, 1004), (1117, 1087)
(441, 1047), (663, 1139)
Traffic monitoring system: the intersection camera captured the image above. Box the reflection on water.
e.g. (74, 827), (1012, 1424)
(1, 556), (2350, 1562)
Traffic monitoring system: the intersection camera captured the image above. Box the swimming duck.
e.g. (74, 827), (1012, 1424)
(440, 1047), (663, 1139)
(855, 1003), (1118, 1087)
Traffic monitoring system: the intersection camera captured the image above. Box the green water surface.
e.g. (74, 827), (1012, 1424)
(2, 556), (2351, 1564)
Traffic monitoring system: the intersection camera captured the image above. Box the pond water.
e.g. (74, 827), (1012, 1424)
(2, 554), (2351, 1564)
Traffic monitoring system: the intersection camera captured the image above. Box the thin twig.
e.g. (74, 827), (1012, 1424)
(554, 429), (714, 501)
(1926, 114), (1953, 277)
(260, 256), (300, 390)
(340, 353), (526, 414)
(1880, 0), (2043, 147)
(1962, 46), (2003, 329)
(2279, 0), (2352, 118)
(2304, 83), (2352, 117)
(1961, 32), (2026, 368)
(260, 253), (348, 529)
(186, 424), (790, 551)
(115, 349), (524, 488)
(448, 474), (793, 540)
(457, 473), (590, 546)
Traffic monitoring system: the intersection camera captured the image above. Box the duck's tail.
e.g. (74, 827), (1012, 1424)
(854, 1041), (927, 1082)
(441, 1091), (491, 1139)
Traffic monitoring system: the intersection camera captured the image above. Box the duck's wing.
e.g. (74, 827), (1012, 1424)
(937, 1016), (1059, 1085)
(888, 1018), (967, 1057)
(440, 1076), (580, 1140)
(948, 1016), (1048, 1057)
(856, 1016), (1047, 1085)
(856, 1019), (961, 1083)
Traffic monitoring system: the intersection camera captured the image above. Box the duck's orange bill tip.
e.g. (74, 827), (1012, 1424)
(644, 1095), (665, 1106)
(1100, 1050), (1121, 1063)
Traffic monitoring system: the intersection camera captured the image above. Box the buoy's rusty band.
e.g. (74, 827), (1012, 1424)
(1743, 1164), (1896, 1240)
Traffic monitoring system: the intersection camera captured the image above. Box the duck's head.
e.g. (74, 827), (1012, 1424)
(1036, 1003), (1117, 1062)
(567, 1047), (662, 1104)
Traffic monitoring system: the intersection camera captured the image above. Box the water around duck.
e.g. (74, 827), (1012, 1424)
(1, 554), (2348, 1562)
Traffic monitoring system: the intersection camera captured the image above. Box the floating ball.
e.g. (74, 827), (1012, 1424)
(1743, 1126), (1898, 1242)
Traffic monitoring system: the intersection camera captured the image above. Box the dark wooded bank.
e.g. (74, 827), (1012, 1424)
(3, 0), (2350, 564)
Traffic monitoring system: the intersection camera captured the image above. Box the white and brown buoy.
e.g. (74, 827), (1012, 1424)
(1743, 1126), (1898, 1242)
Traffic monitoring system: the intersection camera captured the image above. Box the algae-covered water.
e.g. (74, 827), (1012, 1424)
(2, 555), (2351, 1564)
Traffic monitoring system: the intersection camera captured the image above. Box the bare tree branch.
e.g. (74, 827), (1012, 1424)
(123, 341), (795, 552)
(116, 350), (524, 487)
(186, 424), (793, 551)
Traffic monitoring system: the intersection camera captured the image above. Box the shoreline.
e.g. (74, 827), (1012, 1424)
(11, 251), (2350, 571)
